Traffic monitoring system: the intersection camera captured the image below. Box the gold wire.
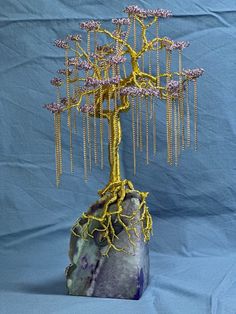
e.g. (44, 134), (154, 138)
(108, 87), (112, 164)
(194, 79), (198, 151)
(131, 96), (136, 175)
(139, 96), (143, 151)
(99, 86), (104, 169)
(82, 112), (88, 182)
(145, 97), (149, 165)
(174, 100), (178, 166)
(186, 79), (191, 147)
(156, 19), (160, 87)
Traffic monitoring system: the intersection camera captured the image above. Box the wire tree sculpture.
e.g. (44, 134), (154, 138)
(43, 5), (204, 255)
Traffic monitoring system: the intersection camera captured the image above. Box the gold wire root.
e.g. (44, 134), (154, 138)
(71, 180), (153, 256)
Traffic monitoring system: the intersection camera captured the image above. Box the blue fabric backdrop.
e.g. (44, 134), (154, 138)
(1, 1), (236, 313)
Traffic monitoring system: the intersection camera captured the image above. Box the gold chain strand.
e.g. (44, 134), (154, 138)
(54, 113), (60, 187)
(131, 97), (136, 175)
(108, 88), (112, 164)
(86, 102), (92, 173)
(166, 50), (172, 164)
(133, 16), (136, 50)
(93, 95), (98, 165)
(82, 112), (88, 182)
(153, 102), (157, 156)
(139, 96), (143, 151)
(194, 79), (198, 151)
(136, 96), (139, 148)
(116, 18), (132, 56)
(57, 112), (62, 175)
(122, 62), (127, 78)
(87, 31), (91, 54)
(186, 79), (191, 147)
(142, 36), (145, 72)
(99, 86), (104, 169)
(56, 87), (62, 174)
(73, 110), (77, 134)
(174, 100), (178, 166)
(156, 19), (160, 87)
(145, 97), (149, 165)
(177, 99), (181, 156)
(65, 47), (73, 173)
(150, 95), (153, 118)
(148, 49), (152, 76)
(179, 49), (185, 150)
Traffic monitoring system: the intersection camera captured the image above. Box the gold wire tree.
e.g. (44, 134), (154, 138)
(43, 5), (204, 255)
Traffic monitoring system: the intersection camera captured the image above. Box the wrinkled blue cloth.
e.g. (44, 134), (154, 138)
(1, 1), (236, 313)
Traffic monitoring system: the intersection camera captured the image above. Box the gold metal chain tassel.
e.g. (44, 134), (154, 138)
(65, 48), (73, 173)
(136, 96), (139, 149)
(55, 87), (62, 175)
(133, 16), (137, 50)
(73, 110), (77, 134)
(139, 96), (143, 151)
(131, 96), (136, 175)
(54, 113), (61, 187)
(82, 112), (88, 182)
(87, 31), (91, 54)
(93, 95), (98, 165)
(186, 79), (191, 147)
(179, 49), (185, 151)
(166, 50), (172, 164)
(177, 99), (181, 156)
(148, 49), (152, 76)
(156, 19), (160, 87)
(123, 62), (127, 78)
(174, 100), (178, 166)
(153, 101), (157, 156)
(86, 101), (92, 173)
(57, 112), (62, 176)
(108, 88), (112, 164)
(99, 86), (104, 169)
(194, 79), (198, 151)
(145, 97), (149, 165)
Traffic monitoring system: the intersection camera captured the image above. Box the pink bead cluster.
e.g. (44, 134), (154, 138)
(124, 5), (172, 18)
(43, 102), (65, 113)
(54, 39), (69, 49)
(120, 86), (160, 97)
(85, 76), (121, 88)
(80, 20), (101, 31)
(166, 80), (180, 97)
(162, 37), (190, 51)
(112, 18), (131, 25)
(50, 77), (62, 86)
(80, 103), (95, 113)
(183, 68), (205, 80)
(66, 34), (82, 42)
(57, 68), (73, 76)
(109, 55), (126, 65)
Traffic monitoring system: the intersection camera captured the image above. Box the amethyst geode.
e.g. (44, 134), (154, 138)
(65, 190), (149, 300)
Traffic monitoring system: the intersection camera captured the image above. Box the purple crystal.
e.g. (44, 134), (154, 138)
(166, 80), (180, 97)
(120, 86), (160, 97)
(67, 34), (82, 42)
